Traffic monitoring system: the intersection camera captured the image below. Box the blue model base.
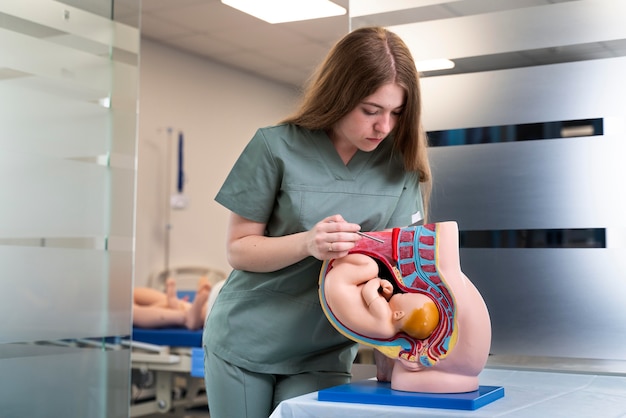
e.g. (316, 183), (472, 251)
(318, 380), (504, 410)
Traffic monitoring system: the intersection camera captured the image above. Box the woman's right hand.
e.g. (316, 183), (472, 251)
(307, 214), (361, 260)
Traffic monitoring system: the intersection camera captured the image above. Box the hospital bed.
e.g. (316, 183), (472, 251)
(128, 266), (226, 417)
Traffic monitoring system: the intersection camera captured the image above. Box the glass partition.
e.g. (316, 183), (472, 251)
(0, 0), (140, 416)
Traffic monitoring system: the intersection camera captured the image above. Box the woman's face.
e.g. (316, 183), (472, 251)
(329, 82), (405, 162)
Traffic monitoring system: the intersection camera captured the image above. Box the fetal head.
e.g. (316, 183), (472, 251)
(399, 296), (440, 340)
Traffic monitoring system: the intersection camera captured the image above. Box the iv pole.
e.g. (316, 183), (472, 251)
(164, 127), (173, 275)
(163, 127), (187, 276)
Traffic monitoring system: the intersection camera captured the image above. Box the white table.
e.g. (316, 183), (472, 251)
(270, 368), (626, 417)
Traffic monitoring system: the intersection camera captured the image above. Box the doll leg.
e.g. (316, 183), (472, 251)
(166, 278), (189, 310)
(184, 279), (211, 330)
(133, 286), (168, 307)
(133, 304), (186, 328)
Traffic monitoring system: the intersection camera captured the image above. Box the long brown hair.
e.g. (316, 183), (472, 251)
(282, 27), (432, 218)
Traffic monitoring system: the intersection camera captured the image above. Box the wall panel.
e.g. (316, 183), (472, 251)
(351, 0), (626, 372)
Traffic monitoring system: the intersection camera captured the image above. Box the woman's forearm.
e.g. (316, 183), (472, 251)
(227, 231), (311, 272)
(225, 212), (361, 273)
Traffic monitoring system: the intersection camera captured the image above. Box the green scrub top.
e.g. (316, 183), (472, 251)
(204, 123), (424, 375)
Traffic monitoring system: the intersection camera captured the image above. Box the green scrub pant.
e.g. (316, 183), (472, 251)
(204, 349), (351, 418)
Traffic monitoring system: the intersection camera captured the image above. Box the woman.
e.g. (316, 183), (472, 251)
(203, 26), (432, 417)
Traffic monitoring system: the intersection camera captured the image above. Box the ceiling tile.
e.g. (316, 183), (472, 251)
(141, 13), (194, 40)
(154, 1), (264, 33)
(139, 0), (207, 13)
(160, 33), (243, 59)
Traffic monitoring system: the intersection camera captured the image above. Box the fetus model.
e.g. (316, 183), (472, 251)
(319, 221), (491, 393)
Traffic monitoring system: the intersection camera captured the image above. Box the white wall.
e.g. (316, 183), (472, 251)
(135, 39), (299, 287)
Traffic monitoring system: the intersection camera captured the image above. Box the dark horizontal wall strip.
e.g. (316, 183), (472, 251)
(460, 228), (606, 248)
(428, 118), (603, 147)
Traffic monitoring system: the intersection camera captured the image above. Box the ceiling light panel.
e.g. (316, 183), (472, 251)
(221, 0), (346, 24)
